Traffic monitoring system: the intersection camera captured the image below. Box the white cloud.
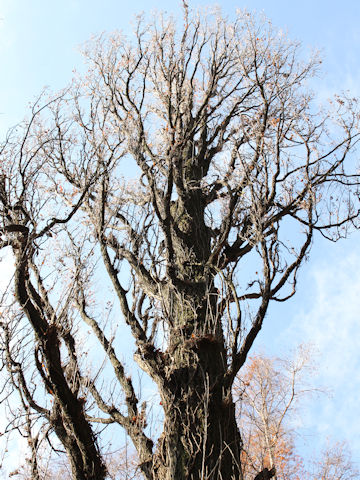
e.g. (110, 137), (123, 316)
(0, 249), (14, 291)
(283, 247), (360, 463)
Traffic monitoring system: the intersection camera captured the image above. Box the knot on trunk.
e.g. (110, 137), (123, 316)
(254, 466), (276, 480)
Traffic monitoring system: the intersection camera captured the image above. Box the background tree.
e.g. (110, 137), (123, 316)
(312, 442), (359, 480)
(236, 347), (313, 480)
(236, 349), (359, 480)
(1, 5), (360, 480)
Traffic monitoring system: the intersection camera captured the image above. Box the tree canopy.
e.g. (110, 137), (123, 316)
(0, 5), (359, 480)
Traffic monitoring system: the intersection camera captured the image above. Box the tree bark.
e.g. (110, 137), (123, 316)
(156, 356), (243, 479)
(150, 181), (243, 479)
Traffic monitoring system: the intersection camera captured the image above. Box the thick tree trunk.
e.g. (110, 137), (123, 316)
(151, 190), (243, 479)
(154, 334), (242, 479)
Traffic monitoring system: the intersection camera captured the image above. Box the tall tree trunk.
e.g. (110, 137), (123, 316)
(152, 186), (243, 479)
(156, 343), (243, 479)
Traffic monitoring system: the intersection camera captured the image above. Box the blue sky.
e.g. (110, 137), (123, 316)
(1, 0), (360, 133)
(0, 0), (359, 472)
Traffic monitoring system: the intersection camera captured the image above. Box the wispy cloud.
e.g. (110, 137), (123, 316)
(283, 247), (360, 462)
(0, 249), (14, 291)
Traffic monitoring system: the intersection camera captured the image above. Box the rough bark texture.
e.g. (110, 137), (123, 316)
(13, 244), (107, 480)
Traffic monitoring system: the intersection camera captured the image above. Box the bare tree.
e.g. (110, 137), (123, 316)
(236, 347), (316, 480)
(0, 5), (360, 480)
(312, 442), (359, 480)
(236, 349), (359, 480)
